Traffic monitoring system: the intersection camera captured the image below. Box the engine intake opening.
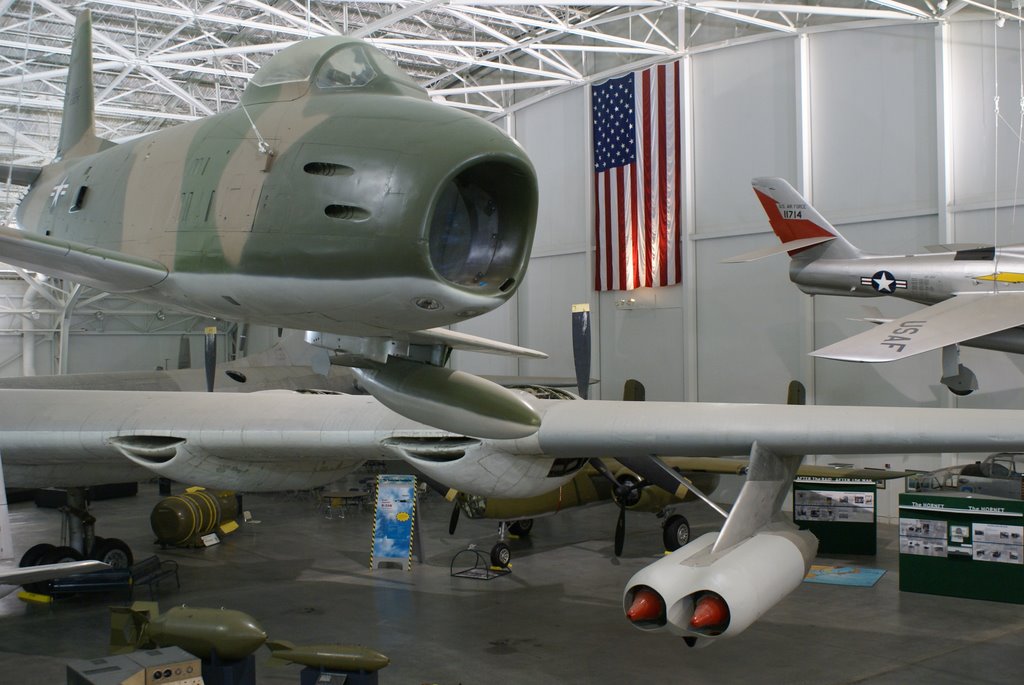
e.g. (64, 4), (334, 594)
(428, 160), (533, 290)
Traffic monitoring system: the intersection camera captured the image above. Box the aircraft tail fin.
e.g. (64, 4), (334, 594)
(57, 11), (107, 160)
(109, 601), (159, 653)
(747, 177), (864, 262)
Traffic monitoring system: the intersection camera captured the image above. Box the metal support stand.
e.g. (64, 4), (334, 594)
(61, 487), (95, 556)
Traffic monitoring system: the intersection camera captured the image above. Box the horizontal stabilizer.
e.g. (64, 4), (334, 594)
(923, 243), (989, 253)
(0, 226), (168, 292)
(712, 442), (802, 554)
(722, 235), (835, 263)
(812, 293), (1024, 362)
(0, 164), (42, 187)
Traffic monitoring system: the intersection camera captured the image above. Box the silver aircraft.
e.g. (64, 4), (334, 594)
(727, 177), (1024, 394)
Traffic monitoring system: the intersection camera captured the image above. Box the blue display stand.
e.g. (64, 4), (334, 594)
(370, 475), (420, 570)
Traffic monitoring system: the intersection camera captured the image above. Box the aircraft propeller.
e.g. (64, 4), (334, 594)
(204, 326), (217, 393)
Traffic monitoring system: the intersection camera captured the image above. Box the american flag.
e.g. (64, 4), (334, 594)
(592, 62), (682, 291)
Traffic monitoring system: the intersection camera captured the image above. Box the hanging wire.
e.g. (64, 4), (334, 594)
(1014, 6), (1024, 226)
(993, 4), (1001, 290)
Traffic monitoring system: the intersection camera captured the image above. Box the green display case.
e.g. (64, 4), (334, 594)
(898, 492), (1024, 604)
(793, 478), (877, 555)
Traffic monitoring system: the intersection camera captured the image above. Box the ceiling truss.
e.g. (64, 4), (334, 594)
(0, 0), (1015, 219)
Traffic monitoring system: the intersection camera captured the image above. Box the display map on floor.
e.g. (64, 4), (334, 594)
(803, 565), (886, 587)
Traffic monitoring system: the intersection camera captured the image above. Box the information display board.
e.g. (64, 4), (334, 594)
(370, 474), (418, 570)
(898, 492), (1024, 603)
(793, 478), (877, 555)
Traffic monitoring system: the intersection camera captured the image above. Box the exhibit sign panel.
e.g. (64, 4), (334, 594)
(370, 475), (418, 571)
(898, 492), (1024, 603)
(793, 479), (877, 554)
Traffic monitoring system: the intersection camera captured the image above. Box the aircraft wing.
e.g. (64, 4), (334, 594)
(663, 456), (914, 480)
(0, 560), (109, 589)
(811, 293), (1024, 362)
(0, 226), (167, 292)
(0, 163), (42, 186)
(1, 389), (1023, 494)
(410, 327), (547, 359)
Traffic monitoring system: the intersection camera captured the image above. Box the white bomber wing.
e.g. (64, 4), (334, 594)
(811, 292), (1024, 362)
(2, 389), (1024, 492)
(532, 399), (1024, 457)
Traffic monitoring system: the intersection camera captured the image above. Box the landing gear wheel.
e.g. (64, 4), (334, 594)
(27, 546), (83, 594)
(663, 515), (691, 551)
(91, 537), (133, 569)
(490, 542), (511, 568)
(950, 387), (974, 397)
(508, 519), (533, 537)
(19, 543), (55, 568)
(40, 546), (84, 564)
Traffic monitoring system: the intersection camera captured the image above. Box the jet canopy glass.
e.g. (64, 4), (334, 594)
(315, 45), (376, 89)
(244, 37), (425, 103)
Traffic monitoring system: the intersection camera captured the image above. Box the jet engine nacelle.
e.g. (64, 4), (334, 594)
(623, 524), (817, 646)
(384, 435), (586, 499)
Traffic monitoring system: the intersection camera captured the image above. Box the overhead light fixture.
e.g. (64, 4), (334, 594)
(937, 0), (948, 9)
(997, 16), (1007, 27)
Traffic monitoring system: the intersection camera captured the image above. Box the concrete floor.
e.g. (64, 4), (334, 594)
(1, 483), (1023, 685)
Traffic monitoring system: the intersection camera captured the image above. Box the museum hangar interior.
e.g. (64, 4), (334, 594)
(0, 1), (1023, 684)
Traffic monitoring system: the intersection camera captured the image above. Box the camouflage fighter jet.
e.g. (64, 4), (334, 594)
(0, 12), (541, 438)
(727, 177), (1024, 395)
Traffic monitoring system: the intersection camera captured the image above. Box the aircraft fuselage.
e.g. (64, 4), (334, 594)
(790, 246), (1024, 354)
(14, 38), (538, 338)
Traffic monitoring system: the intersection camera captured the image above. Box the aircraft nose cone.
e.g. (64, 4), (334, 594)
(689, 593), (729, 631)
(626, 587), (665, 623)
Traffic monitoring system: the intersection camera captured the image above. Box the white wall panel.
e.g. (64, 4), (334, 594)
(810, 25), (937, 220)
(517, 253), (594, 381)
(694, 235), (805, 403)
(515, 88), (589, 256)
(597, 285), (684, 401)
(950, 20), (1024, 207)
(692, 38), (799, 234)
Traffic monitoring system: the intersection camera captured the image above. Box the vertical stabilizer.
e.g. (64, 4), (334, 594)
(750, 177), (864, 261)
(57, 11), (100, 160)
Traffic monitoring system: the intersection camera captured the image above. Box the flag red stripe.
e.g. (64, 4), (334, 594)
(604, 171), (613, 290)
(673, 61), (682, 285)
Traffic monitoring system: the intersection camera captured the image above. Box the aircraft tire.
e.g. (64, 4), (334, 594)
(91, 537), (134, 569)
(508, 519), (533, 537)
(40, 546), (84, 564)
(490, 542), (511, 568)
(663, 515), (691, 551)
(18, 543), (55, 568)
